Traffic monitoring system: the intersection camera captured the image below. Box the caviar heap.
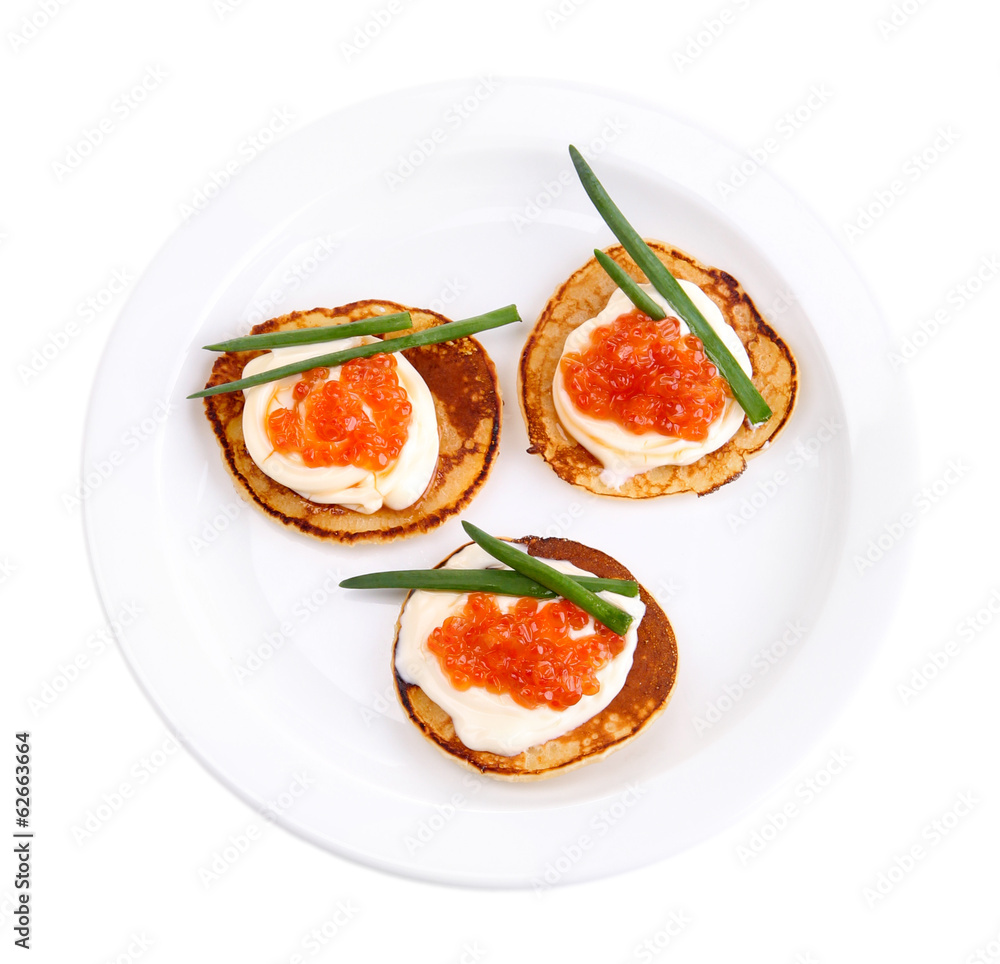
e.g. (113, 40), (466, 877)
(428, 592), (625, 710)
(561, 309), (729, 441)
(266, 354), (413, 469)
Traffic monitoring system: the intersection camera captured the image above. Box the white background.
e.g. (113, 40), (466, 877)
(3, 0), (999, 961)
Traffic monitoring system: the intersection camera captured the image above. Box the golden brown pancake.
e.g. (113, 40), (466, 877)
(392, 536), (678, 781)
(518, 243), (798, 497)
(202, 300), (501, 543)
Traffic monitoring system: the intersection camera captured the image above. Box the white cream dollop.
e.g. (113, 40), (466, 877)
(552, 281), (753, 488)
(394, 543), (646, 756)
(241, 338), (439, 514)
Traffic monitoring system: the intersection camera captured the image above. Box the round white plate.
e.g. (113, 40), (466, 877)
(83, 79), (914, 887)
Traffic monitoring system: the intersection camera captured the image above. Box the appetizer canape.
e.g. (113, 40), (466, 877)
(519, 148), (797, 497)
(342, 522), (678, 780)
(192, 300), (517, 543)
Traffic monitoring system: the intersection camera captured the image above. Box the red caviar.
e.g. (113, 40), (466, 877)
(561, 309), (729, 441)
(266, 353), (412, 471)
(427, 592), (626, 711)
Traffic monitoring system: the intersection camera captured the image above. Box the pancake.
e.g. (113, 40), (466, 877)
(392, 536), (678, 781)
(518, 243), (798, 497)
(202, 300), (501, 543)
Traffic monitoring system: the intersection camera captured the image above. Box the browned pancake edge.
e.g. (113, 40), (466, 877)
(392, 536), (679, 781)
(202, 301), (501, 544)
(518, 243), (798, 497)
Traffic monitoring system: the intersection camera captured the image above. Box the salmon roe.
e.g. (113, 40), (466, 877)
(561, 308), (730, 441)
(427, 592), (626, 711)
(265, 353), (412, 471)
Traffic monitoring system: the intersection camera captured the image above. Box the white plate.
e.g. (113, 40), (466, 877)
(83, 79), (914, 887)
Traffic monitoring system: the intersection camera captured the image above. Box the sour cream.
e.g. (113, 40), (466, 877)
(394, 543), (646, 756)
(552, 281), (752, 488)
(241, 338), (439, 514)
